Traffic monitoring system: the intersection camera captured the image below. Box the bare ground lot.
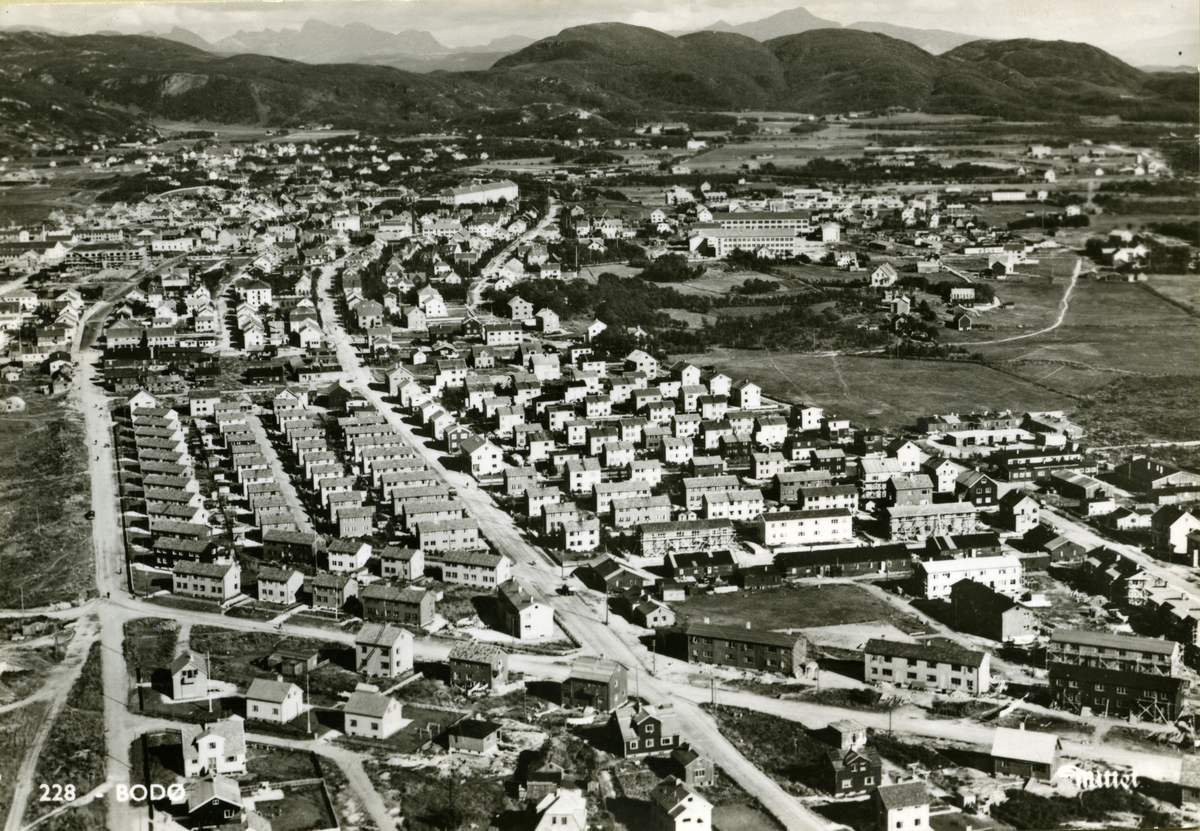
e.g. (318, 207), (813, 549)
(669, 583), (925, 633)
(0, 700), (48, 824)
(672, 349), (1073, 429)
(0, 380), (95, 608)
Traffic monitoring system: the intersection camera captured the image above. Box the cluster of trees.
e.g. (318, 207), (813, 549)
(1149, 221), (1200, 247)
(1007, 213), (1090, 232)
(482, 273), (712, 331)
(759, 157), (1023, 186)
(737, 278), (780, 295)
(1085, 235), (1193, 273)
(993, 788), (1173, 831)
(1094, 193), (1200, 216)
(637, 253), (705, 283)
(897, 274), (996, 305)
(548, 239), (646, 269)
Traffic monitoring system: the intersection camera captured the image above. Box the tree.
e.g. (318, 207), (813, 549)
(638, 254), (704, 283)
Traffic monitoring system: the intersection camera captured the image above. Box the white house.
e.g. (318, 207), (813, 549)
(245, 678), (304, 724)
(181, 717), (247, 777)
(343, 687), (406, 739)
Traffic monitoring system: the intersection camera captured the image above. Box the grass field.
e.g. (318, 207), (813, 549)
(1143, 273), (1200, 313)
(977, 279), (1200, 385)
(1072, 375), (1200, 444)
(23, 643), (106, 829)
(0, 380), (95, 608)
(671, 584), (924, 632)
(673, 349), (1073, 429)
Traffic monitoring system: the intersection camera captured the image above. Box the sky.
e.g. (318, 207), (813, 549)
(0, 0), (1195, 55)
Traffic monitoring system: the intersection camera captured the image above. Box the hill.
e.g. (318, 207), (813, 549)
(0, 30), (486, 140)
(0, 25), (1194, 143)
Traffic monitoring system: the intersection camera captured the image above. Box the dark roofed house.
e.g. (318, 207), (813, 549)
(686, 621), (807, 677)
(950, 579), (1037, 644)
(670, 742), (716, 787)
(561, 656), (628, 712)
(448, 717), (501, 755)
(864, 637), (990, 694)
(666, 549), (736, 581)
(826, 745), (882, 795)
(448, 642), (509, 690)
(361, 583), (435, 627)
(610, 702), (681, 758)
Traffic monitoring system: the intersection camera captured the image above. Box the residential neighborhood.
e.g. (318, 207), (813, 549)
(0, 9), (1198, 831)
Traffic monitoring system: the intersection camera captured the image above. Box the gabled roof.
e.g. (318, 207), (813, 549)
(991, 726), (1060, 765)
(245, 677), (299, 703)
(344, 690), (399, 719)
(876, 781), (927, 810)
(187, 775), (243, 812)
(356, 622), (411, 648)
(170, 651), (211, 676)
(1049, 628), (1178, 655)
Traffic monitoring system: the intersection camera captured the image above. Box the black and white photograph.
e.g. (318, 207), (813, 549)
(0, 0), (1196, 829)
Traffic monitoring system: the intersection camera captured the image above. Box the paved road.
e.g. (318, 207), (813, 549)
(245, 412), (315, 535)
(677, 685), (1185, 784)
(1040, 504), (1200, 604)
(315, 266), (831, 831)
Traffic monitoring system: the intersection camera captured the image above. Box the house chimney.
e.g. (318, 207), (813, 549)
(746, 621), (752, 629)
(1019, 721), (1025, 730)
(703, 617), (710, 624)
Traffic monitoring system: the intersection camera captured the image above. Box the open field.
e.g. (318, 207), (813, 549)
(977, 279), (1200, 381)
(673, 349), (1073, 429)
(0, 379), (95, 609)
(670, 583), (925, 633)
(1143, 273), (1200, 314)
(1072, 375), (1200, 444)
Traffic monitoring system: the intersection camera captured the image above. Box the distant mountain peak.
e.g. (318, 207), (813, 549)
(694, 5), (841, 40)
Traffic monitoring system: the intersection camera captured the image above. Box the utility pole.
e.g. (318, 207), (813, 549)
(307, 672), (312, 735)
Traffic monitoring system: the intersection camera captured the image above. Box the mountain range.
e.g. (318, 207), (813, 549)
(0, 23), (1194, 143)
(9, 5), (1194, 72)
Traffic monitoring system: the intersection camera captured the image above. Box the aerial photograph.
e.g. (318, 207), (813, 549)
(0, 0), (1196, 829)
